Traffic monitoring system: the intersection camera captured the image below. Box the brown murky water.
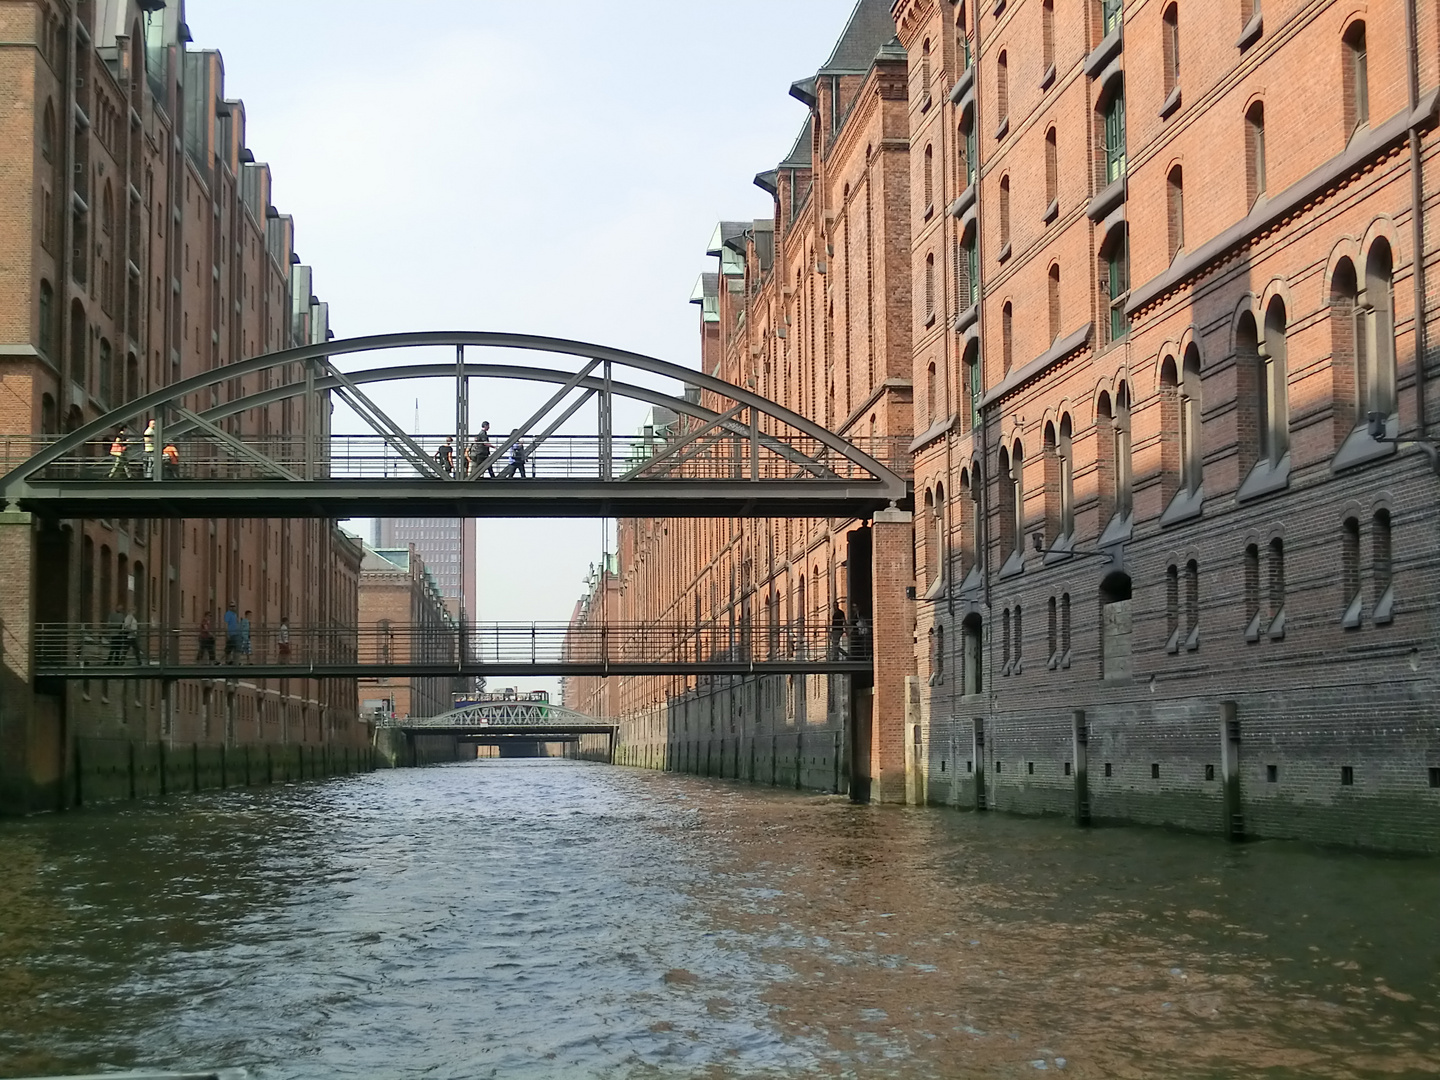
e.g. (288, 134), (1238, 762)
(0, 760), (1437, 1079)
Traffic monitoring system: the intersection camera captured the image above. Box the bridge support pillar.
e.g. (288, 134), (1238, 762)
(869, 507), (915, 804)
(0, 511), (50, 814)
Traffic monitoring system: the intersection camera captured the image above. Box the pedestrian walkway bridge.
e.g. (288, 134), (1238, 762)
(0, 331), (909, 520)
(32, 620), (870, 680)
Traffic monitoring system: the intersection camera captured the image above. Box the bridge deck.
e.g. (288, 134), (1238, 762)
(32, 621), (871, 680)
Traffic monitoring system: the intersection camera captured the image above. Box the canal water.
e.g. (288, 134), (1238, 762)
(1, 761), (1438, 1080)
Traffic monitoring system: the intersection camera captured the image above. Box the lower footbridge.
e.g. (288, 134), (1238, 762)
(379, 702), (619, 760)
(31, 620), (872, 680)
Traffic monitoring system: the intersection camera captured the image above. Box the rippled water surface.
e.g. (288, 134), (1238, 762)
(1, 760), (1438, 1079)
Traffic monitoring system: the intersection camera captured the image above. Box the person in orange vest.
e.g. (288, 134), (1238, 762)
(162, 439), (179, 479)
(107, 425), (130, 478)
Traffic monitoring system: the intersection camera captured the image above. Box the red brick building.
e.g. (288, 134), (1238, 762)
(358, 544), (460, 723)
(584, 0), (1440, 851)
(0, 0), (362, 812)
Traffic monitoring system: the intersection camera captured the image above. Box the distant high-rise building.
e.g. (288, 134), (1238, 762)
(372, 519), (477, 624)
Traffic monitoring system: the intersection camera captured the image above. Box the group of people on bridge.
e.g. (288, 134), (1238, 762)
(106, 421), (179, 479)
(433, 421), (531, 479)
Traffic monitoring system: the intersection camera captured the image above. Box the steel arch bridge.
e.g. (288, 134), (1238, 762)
(380, 701), (618, 754)
(394, 700), (603, 728)
(0, 331), (908, 520)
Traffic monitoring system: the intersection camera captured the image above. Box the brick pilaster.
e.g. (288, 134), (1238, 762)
(871, 508), (916, 803)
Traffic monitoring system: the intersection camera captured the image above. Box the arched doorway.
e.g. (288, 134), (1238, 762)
(1099, 570), (1133, 682)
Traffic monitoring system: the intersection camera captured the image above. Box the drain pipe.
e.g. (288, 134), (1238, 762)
(1405, 0), (1428, 435)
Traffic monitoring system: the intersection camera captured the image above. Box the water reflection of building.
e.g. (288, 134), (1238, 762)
(573, 0), (1440, 851)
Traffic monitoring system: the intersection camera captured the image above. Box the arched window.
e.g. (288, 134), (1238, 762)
(1099, 571), (1132, 681)
(1044, 127), (1058, 217)
(41, 393), (56, 435)
(98, 337), (112, 407)
(924, 253), (936, 323)
(1331, 257), (1361, 434)
(1165, 563), (1181, 651)
(926, 360), (938, 421)
(1101, 223), (1130, 343)
(920, 38), (932, 105)
(1343, 22), (1368, 137)
(1341, 517), (1362, 627)
(997, 51), (1010, 128)
(934, 481), (947, 583)
(1245, 101), (1266, 206)
(1184, 559), (1200, 650)
(1002, 301), (1014, 372)
(958, 220), (979, 311)
(923, 143), (935, 210)
(961, 465), (981, 573)
(1048, 264), (1061, 342)
(1162, 4), (1180, 96)
(1373, 509), (1393, 624)
(1180, 345), (1203, 495)
(99, 545), (113, 625)
(962, 339), (981, 433)
(999, 174), (1011, 249)
(1043, 0), (1056, 73)
(1003, 441), (1024, 559)
(68, 299), (86, 389)
(1259, 296), (1289, 465)
(41, 100), (55, 162)
(81, 535), (95, 624)
(38, 280), (54, 358)
(1361, 239), (1397, 421)
(1102, 79), (1126, 182)
(961, 613), (983, 695)
(957, 3), (972, 70)
(126, 352), (139, 403)
(1244, 542), (1262, 639)
(924, 490), (937, 583)
(959, 111), (978, 191)
(1267, 538), (1287, 638)
(1057, 414), (1074, 540)
(1102, 0), (1123, 36)
(1167, 165), (1185, 261)
(1048, 596), (1059, 665)
(100, 182), (115, 314)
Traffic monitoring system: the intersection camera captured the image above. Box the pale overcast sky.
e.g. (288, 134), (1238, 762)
(192, 0), (861, 694)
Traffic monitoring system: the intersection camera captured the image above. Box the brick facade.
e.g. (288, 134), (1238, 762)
(0, 0), (362, 813)
(575, 0), (1440, 852)
(357, 544), (461, 723)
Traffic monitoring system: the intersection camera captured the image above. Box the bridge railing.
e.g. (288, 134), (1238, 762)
(31, 620), (871, 673)
(3, 433), (914, 484)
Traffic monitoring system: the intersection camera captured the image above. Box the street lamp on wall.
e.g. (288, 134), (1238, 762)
(1368, 410), (1440, 474)
(1030, 530), (1115, 563)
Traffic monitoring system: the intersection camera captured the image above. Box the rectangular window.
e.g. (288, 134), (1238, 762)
(1341, 766), (1354, 786)
(1103, 0), (1123, 37)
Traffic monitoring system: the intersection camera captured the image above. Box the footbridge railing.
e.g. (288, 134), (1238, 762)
(32, 620), (872, 679)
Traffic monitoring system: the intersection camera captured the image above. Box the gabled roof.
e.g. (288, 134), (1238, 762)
(818, 0), (901, 74)
(706, 221), (751, 258)
(779, 117), (813, 169)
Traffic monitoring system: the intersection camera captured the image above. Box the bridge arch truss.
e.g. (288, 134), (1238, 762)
(1, 332), (909, 519)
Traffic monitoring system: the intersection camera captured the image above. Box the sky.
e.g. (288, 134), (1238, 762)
(190, 0), (862, 695)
